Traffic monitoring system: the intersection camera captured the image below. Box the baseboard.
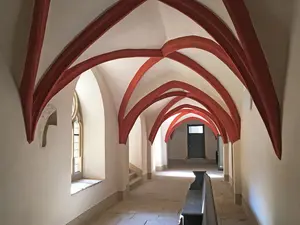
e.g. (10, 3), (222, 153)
(242, 195), (260, 225)
(234, 193), (242, 205)
(168, 158), (216, 165)
(143, 173), (151, 181)
(155, 165), (167, 171)
(147, 172), (152, 180)
(224, 174), (229, 182)
(119, 186), (130, 200)
(66, 191), (124, 225)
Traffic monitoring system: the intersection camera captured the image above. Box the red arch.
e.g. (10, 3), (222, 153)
(20, 0), (281, 158)
(163, 108), (221, 141)
(223, 0), (281, 158)
(149, 96), (185, 141)
(118, 49), (241, 131)
(118, 35), (245, 124)
(162, 36), (244, 83)
(149, 103), (228, 144)
(32, 44), (241, 142)
(165, 116), (218, 142)
(35, 36), (243, 133)
(166, 105), (228, 143)
(19, 0), (51, 139)
(119, 81), (239, 144)
(31, 49), (161, 140)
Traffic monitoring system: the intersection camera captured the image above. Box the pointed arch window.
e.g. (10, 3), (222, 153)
(71, 92), (83, 181)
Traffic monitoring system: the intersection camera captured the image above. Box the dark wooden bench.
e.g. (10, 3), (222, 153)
(180, 171), (218, 225)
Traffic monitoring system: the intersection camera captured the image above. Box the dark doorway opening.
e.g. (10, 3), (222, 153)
(187, 124), (205, 158)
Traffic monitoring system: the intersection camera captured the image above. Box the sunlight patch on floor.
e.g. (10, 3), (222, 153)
(155, 170), (196, 178)
(155, 168), (223, 179)
(207, 171), (224, 179)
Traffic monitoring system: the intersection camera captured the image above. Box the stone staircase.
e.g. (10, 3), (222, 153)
(129, 167), (143, 190)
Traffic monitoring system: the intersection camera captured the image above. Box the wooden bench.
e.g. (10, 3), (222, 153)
(180, 171), (218, 225)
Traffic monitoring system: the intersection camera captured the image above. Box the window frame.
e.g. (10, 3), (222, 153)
(71, 92), (83, 182)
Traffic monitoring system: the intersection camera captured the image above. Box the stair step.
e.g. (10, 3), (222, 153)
(129, 176), (143, 190)
(129, 172), (137, 181)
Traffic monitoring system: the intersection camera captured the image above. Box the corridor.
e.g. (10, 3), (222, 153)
(86, 165), (254, 225)
(2, 1), (300, 224)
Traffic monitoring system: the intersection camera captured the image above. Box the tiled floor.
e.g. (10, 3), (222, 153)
(91, 163), (255, 225)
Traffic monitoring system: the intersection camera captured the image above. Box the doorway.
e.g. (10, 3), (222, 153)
(187, 124), (205, 158)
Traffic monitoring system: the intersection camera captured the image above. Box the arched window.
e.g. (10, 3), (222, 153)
(71, 92), (83, 181)
(70, 70), (106, 195)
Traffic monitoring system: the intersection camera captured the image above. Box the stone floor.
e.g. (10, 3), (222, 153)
(90, 163), (255, 225)
(211, 178), (253, 225)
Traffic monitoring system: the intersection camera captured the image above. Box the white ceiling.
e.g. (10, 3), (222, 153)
(36, 0), (239, 81)
(34, 0), (247, 137)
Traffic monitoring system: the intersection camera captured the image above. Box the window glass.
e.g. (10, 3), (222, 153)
(71, 92), (83, 180)
(188, 125), (204, 134)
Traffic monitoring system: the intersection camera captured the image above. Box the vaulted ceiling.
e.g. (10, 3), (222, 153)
(16, 0), (282, 158)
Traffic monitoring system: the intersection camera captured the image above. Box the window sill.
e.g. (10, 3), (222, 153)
(71, 179), (102, 195)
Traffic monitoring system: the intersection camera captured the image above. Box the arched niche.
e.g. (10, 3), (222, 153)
(75, 69), (106, 180)
(38, 104), (57, 148)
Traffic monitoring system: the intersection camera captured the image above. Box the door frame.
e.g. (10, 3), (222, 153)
(187, 124), (205, 159)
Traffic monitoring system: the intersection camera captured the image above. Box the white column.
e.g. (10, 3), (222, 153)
(223, 143), (230, 182)
(232, 140), (242, 204)
(141, 115), (148, 178)
(146, 140), (152, 179)
(228, 142), (233, 185)
(153, 127), (165, 171)
(117, 143), (129, 199)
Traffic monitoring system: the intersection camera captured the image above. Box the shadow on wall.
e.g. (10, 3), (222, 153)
(10, 0), (35, 85)
(244, 0), (296, 106)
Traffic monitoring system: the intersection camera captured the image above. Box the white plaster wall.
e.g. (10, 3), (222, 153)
(0, 57), (124, 225)
(152, 127), (164, 168)
(38, 0), (166, 82)
(151, 123), (168, 169)
(239, 3), (300, 223)
(38, 0), (118, 80)
(129, 117), (143, 170)
(167, 121), (217, 160)
(93, 68), (128, 191)
(240, 98), (285, 225)
(204, 126), (217, 159)
(218, 136), (224, 168)
(244, 0), (295, 105)
(161, 121), (169, 166)
(150, 140), (156, 173)
(228, 142), (233, 182)
(76, 70), (105, 179)
(140, 114), (149, 175)
(0, 0), (32, 83)
(167, 122), (187, 159)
